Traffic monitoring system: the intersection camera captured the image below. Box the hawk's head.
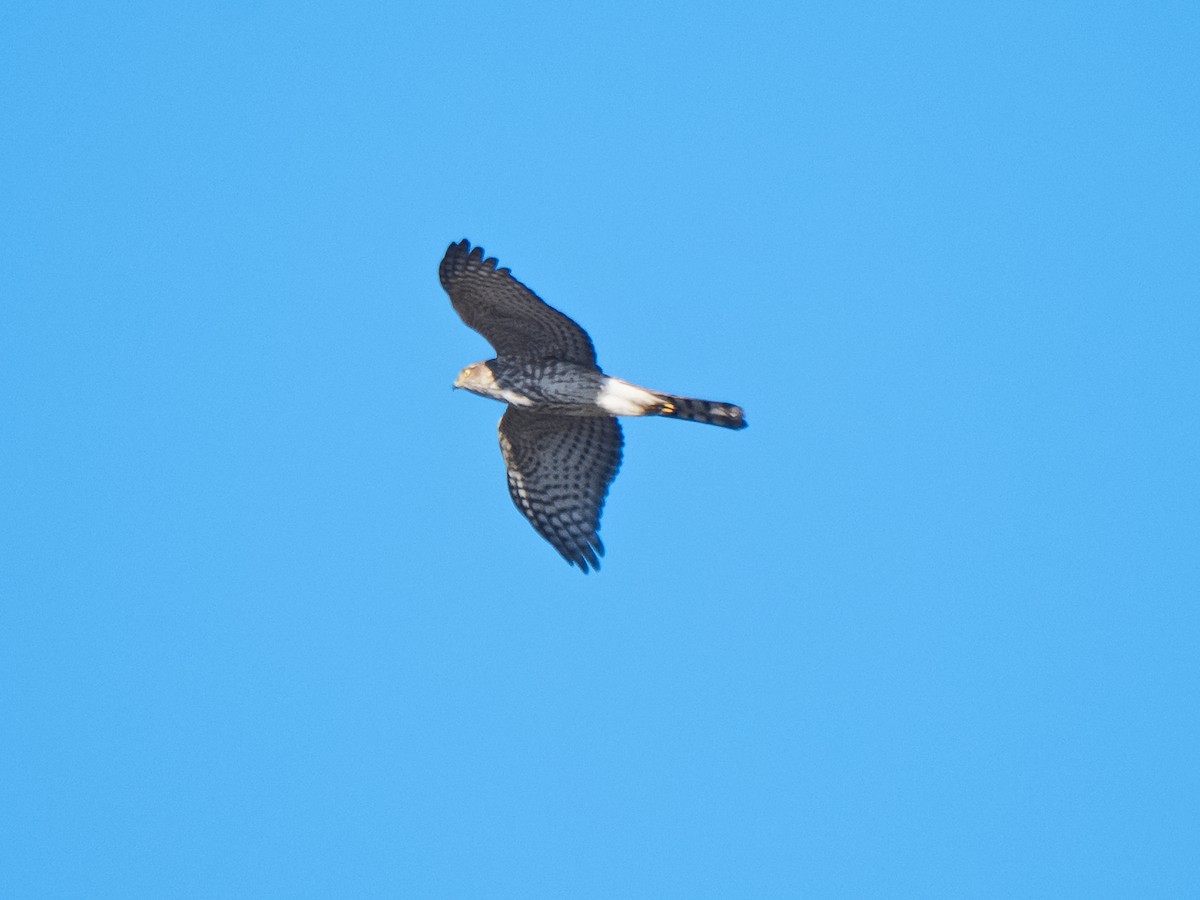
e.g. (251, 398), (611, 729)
(453, 360), (534, 408)
(453, 361), (498, 394)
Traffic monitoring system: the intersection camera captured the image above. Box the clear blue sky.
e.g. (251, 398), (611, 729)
(2, 1), (1197, 896)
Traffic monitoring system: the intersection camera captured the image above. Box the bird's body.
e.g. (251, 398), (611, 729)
(457, 358), (609, 411)
(440, 239), (745, 572)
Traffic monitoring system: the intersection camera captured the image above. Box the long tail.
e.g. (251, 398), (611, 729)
(650, 392), (747, 430)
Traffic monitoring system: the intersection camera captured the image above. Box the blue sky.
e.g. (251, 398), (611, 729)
(2, 1), (1197, 896)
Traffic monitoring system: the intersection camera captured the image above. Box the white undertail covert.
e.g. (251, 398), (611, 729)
(596, 377), (661, 416)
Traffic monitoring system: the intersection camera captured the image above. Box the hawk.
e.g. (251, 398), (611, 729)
(440, 239), (746, 572)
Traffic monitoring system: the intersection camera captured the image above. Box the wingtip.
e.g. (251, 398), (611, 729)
(442, 238), (502, 271)
(441, 239), (502, 286)
(574, 558), (600, 575)
(563, 535), (604, 574)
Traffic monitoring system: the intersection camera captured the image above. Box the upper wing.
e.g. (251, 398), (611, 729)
(439, 239), (598, 366)
(497, 408), (623, 572)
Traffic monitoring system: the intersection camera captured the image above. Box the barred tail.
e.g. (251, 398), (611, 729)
(650, 393), (747, 430)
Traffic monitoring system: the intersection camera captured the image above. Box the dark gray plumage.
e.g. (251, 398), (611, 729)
(439, 239), (745, 572)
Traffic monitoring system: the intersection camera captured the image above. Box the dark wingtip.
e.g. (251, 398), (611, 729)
(443, 239), (500, 272)
(441, 239), (504, 286)
(444, 238), (472, 258)
(440, 239), (471, 274)
(563, 535), (604, 574)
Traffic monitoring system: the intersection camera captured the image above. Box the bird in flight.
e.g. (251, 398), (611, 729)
(439, 239), (746, 572)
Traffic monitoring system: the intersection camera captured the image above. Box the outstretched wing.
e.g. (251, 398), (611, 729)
(497, 408), (623, 572)
(439, 239), (597, 366)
